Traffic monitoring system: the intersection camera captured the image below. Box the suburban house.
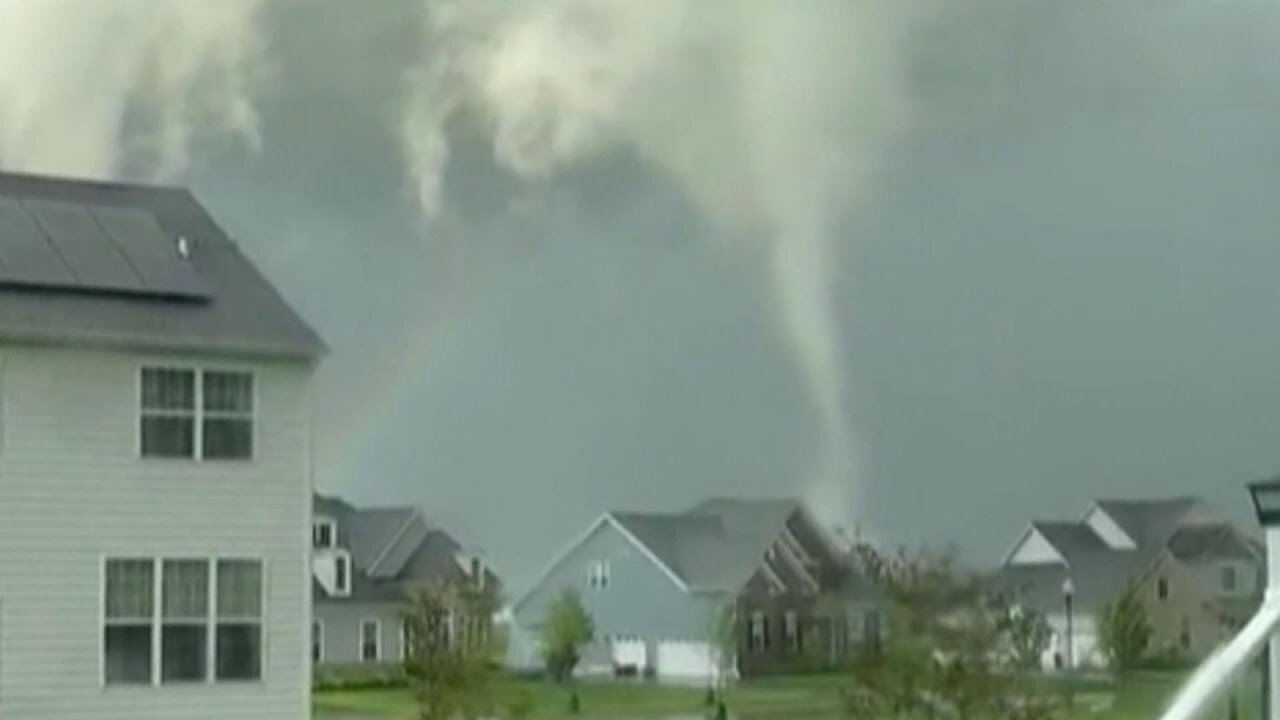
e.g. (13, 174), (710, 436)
(995, 496), (1263, 670)
(506, 497), (881, 683)
(311, 493), (500, 669)
(0, 172), (324, 718)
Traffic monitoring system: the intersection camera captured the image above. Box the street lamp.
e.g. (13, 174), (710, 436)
(1248, 478), (1280, 720)
(1062, 576), (1075, 671)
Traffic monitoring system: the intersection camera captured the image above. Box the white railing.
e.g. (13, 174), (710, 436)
(1157, 600), (1280, 720)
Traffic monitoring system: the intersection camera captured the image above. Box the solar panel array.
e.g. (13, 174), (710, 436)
(0, 197), (209, 300)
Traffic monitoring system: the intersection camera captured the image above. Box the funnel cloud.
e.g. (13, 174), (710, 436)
(403, 0), (919, 531)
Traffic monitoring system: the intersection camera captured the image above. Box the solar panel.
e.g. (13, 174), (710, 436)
(91, 205), (210, 299)
(22, 198), (143, 292)
(0, 197), (76, 286)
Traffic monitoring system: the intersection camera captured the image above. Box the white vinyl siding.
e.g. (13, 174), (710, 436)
(0, 346), (311, 720)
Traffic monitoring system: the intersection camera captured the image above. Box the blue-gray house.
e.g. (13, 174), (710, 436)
(506, 497), (881, 683)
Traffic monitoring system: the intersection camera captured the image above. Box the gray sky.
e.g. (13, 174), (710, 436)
(170, 0), (1280, 591)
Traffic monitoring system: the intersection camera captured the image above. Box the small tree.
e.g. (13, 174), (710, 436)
(1003, 605), (1052, 672)
(1098, 586), (1152, 675)
(705, 597), (738, 719)
(842, 543), (1054, 720)
(402, 578), (500, 720)
(540, 589), (595, 713)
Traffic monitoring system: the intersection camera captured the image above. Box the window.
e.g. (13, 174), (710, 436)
(161, 559), (208, 682)
(399, 620), (407, 662)
(1222, 565), (1238, 593)
(588, 561), (610, 590)
(313, 520), (335, 549)
(313, 621), (324, 664)
(140, 368), (195, 458)
(360, 619), (381, 662)
(784, 611), (801, 652)
(1180, 616), (1191, 650)
(1157, 577), (1169, 601)
(748, 611), (768, 653)
(104, 559), (154, 684)
(140, 367), (253, 460)
(469, 556), (486, 589)
(334, 553), (350, 595)
(103, 557), (261, 685)
(202, 371), (253, 459)
(215, 559), (262, 681)
(864, 610), (882, 653)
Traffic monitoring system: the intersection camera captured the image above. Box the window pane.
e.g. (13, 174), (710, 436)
(162, 625), (207, 682)
(215, 623), (261, 680)
(106, 559), (153, 619)
(141, 368), (194, 410)
(163, 560), (208, 618)
(312, 622), (323, 663)
(104, 625), (152, 684)
(203, 372), (252, 413)
(141, 416), (194, 458)
(202, 418), (252, 460)
(361, 621), (379, 662)
(217, 560), (262, 618)
(335, 556), (348, 592)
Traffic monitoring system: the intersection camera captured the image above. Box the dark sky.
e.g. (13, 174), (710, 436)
(179, 0), (1280, 591)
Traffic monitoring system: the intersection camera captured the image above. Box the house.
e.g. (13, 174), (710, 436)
(0, 172), (324, 718)
(506, 497), (881, 683)
(995, 496), (1263, 670)
(311, 493), (500, 669)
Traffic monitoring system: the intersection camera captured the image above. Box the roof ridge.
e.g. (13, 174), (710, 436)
(0, 169), (184, 193)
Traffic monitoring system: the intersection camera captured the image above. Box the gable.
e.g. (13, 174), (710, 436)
(1007, 526), (1066, 565)
(1085, 506), (1137, 550)
(511, 514), (686, 616)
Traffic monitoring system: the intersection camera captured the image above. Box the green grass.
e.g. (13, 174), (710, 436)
(313, 670), (1267, 719)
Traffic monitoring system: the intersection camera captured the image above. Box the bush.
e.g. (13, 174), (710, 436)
(313, 663), (410, 691)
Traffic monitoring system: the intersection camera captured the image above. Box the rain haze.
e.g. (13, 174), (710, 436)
(3, 0), (1280, 593)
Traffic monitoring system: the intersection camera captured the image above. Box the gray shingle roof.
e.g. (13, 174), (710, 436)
(0, 171), (323, 359)
(610, 497), (808, 593)
(312, 493), (499, 603)
(1094, 496), (1202, 547)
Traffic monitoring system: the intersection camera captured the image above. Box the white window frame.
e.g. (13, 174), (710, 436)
(398, 619), (407, 662)
(784, 610), (800, 652)
(313, 519), (336, 549)
(749, 611), (767, 653)
(137, 366), (256, 461)
(100, 555), (266, 687)
(360, 618), (382, 663)
(333, 551), (352, 597)
(588, 561), (610, 590)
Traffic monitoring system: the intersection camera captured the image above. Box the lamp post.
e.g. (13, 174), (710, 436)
(1248, 479), (1280, 720)
(1062, 576), (1075, 670)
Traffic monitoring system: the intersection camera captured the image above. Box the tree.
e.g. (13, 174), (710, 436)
(1098, 586), (1152, 675)
(705, 597), (738, 720)
(1002, 605), (1052, 672)
(401, 578), (500, 720)
(841, 543), (1054, 720)
(540, 588), (595, 713)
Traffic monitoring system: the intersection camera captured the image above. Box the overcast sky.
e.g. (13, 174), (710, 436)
(39, 0), (1280, 590)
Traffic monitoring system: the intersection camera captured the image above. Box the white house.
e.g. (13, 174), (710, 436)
(0, 172), (324, 718)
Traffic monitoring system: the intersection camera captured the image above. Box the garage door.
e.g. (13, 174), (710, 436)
(610, 637), (647, 669)
(656, 640), (715, 681)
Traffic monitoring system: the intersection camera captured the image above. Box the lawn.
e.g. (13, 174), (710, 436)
(313, 670), (1265, 719)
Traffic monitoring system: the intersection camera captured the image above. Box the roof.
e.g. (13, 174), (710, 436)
(1167, 523), (1261, 562)
(312, 493), (498, 603)
(1032, 520), (1110, 556)
(0, 171), (323, 359)
(1093, 496), (1202, 547)
(610, 497), (803, 592)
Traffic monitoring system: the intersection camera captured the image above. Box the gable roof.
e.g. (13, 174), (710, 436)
(312, 493), (497, 603)
(1092, 496), (1202, 547)
(0, 171), (323, 359)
